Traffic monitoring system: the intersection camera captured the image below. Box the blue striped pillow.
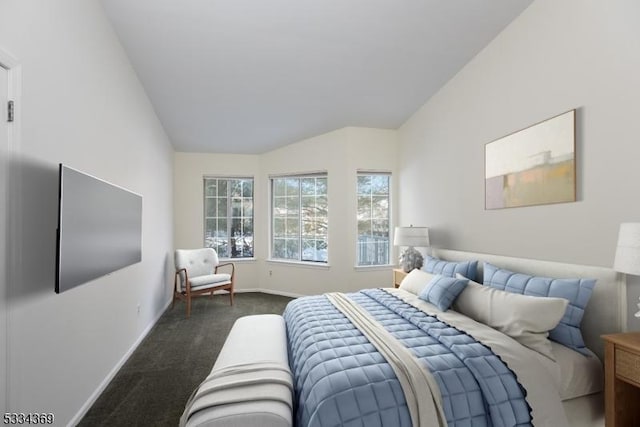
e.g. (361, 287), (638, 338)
(423, 255), (478, 281)
(418, 274), (469, 311)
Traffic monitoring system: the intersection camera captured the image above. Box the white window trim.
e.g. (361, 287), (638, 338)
(353, 264), (394, 271)
(203, 176), (255, 259)
(219, 257), (257, 263)
(267, 259), (331, 269)
(356, 171), (392, 267)
(268, 171), (329, 264)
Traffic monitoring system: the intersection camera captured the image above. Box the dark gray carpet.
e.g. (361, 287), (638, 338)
(78, 292), (293, 427)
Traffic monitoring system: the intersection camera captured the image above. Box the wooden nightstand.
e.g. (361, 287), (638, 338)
(602, 332), (640, 427)
(393, 268), (407, 288)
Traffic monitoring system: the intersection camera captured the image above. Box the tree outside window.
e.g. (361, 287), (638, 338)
(272, 175), (328, 263)
(204, 177), (254, 258)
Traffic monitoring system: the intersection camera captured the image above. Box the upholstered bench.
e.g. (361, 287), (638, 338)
(180, 314), (293, 427)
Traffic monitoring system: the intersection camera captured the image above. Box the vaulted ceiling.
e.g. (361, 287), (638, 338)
(101, 0), (533, 154)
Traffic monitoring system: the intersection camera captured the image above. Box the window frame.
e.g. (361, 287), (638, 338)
(356, 171), (392, 267)
(269, 172), (329, 265)
(203, 176), (255, 260)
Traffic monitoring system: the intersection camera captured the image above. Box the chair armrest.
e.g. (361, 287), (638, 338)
(175, 268), (189, 292)
(215, 262), (235, 278)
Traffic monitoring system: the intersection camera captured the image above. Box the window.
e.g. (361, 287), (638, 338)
(204, 177), (254, 258)
(271, 174), (328, 263)
(357, 173), (391, 266)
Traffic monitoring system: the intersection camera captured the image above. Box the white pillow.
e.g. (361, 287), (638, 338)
(453, 274), (568, 360)
(398, 269), (436, 295)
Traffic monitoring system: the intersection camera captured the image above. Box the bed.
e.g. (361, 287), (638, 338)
(182, 249), (625, 427)
(284, 249), (625, 427)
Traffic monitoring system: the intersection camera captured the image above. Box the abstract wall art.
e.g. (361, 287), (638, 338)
(485, 109), (576, 210)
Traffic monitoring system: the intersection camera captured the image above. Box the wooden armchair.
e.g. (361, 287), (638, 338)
(173, 248), (235, 318)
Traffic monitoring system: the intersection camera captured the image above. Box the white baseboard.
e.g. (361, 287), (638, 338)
(67, 298), (172, 427)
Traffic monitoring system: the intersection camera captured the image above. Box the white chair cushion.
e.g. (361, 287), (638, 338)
(175, 248), (220, 278)
(189, 273), (232, 288)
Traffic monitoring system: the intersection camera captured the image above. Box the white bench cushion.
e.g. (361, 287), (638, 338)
(214, 314), (288, 369)
(181, 314), (292, 427)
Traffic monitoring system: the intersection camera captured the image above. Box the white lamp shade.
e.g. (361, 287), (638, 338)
(614, 222), (640, 275)
(394, 226), (430, 247)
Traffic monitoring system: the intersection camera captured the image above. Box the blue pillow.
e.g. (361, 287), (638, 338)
(423, 255), (478, 281)
(418, 275), (469, 311)
(483, 262), (596, 355)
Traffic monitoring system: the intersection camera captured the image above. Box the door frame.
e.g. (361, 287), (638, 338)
(0, 47), (21, 414)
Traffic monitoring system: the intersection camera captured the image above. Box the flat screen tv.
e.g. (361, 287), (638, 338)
(56, 164), (142, 293)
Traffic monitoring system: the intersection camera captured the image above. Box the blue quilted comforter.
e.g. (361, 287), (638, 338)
(283, 288), (532, 427)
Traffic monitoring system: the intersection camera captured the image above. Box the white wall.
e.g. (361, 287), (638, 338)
(0, 1), (174, 424)
(261, 127), (398, 295)
(398, 0), (640, 329)
(174, 152), (262, 290)
(174, 127), (398, 296)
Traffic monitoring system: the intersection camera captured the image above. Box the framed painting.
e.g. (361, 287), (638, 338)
(485, 109), (576, 210)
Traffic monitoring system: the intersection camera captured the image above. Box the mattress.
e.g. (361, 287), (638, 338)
(284, 288), (569, 427)
(552, 342), (604, 400)
(563, 393), (604, 427)
(532, 342), (604, 427)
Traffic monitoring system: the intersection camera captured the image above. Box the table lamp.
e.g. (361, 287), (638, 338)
(394, 226), (430, 272)
(613, 222), (640, 318)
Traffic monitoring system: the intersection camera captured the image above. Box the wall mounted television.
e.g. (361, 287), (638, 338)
(55, 164), (142, 293)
